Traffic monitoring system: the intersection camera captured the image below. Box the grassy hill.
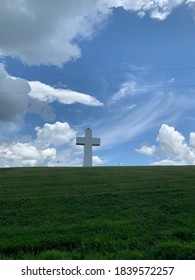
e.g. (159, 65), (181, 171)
(0, 166), (195, 260)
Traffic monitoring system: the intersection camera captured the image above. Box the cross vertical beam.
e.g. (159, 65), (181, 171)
(76, 128), (100, 167)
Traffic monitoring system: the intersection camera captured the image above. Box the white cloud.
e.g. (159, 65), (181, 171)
(0, 63), (103, 123)
(0, 121), (103, 167)
(0, 142), (56, 166)
(0, 121), (79, 167)
(152, 159), (184, 165)
(189, 132), (195, 151)
(92, 155), (104, 165)
(136, 124), (195, 165)
(112, 0), (185, 20)
(157, 124), (190, 159)
(0, 0), (111, 66)
(99, 90), (182, 149)
(0, 63), (31, 122)
(102, 66), (195, 151)
(168, 78), (175, 84)
(29, 81), (103, 107)
(0, 0), (192, 66)
(111, 78), (139, 103)
(136, 144), (157, 155)
(36, 122), (76, 147)
(110, 74), (164, 104)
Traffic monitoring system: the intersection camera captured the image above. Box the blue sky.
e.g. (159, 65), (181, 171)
(0, 0), (195, 167)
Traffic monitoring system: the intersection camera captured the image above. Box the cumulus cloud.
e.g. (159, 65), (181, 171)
(0, 63), (31, 122)
(0, 0), (111, 66)
(92, 155), (104, 165)
(36, 122), (76, 147)
(136, 124), (195, 165)
(112, 0), (185, 20)
(0, 121), (103, 167)
(0, 0), (191, 66)
(29, 81), (103, 107)
(0, 142), (56, 166)
(189, 132), (195, 151)
(136, 144), (157, 156)
(157, 124), (191, 160)
(0, 121), (77, 166)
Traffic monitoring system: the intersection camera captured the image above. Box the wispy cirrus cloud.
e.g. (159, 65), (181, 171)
(97, 71), (195, 150)
(110, 74), (149, 104)
(99, 92), (176, 149)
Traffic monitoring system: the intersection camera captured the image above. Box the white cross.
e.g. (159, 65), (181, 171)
(76, 128), (100, 167)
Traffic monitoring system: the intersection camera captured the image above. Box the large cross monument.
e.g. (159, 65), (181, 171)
(76, 128), (100, 167)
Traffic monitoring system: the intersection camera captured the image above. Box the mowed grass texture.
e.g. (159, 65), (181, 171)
(0, 166), (195, 260)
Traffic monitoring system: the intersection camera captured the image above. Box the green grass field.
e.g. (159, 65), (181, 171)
(0, 166), (195, 260)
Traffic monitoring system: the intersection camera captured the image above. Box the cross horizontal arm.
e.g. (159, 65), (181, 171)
(92, 138), (100, 146)
(76, 137), (85, 145)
